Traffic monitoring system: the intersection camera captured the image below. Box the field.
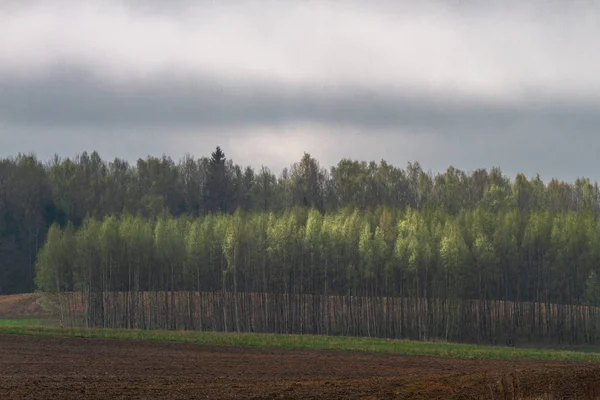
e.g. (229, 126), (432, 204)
(3, 333), (600, 399)
(3, 294), (600, 399)
(0, 293), (49, 319)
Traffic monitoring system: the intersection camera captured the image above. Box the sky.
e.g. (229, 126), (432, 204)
(2, 0), (600, 181)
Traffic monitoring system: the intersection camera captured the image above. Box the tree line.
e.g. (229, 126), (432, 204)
(36, 206), (600, 344)
(2, 146), (600, 295)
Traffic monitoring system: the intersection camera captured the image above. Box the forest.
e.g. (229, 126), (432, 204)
(6, 147), (600, 343)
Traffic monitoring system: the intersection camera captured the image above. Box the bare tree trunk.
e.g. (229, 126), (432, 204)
(54, 264), (64, 328)
(233, 267), (240, 333)
(222, 272), (228, 333)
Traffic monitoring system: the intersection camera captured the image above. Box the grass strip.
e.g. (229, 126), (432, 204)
(0, 319), (47, 327)
(1, 325), (599, 362)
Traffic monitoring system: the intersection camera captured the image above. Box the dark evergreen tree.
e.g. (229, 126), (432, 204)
(204, 146), (230, 213)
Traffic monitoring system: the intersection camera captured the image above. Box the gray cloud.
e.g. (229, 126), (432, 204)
(2, 68), (600, 135)
(1, 0), (600, 181)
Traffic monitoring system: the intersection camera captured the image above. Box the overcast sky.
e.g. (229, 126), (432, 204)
(2, 1), (600, 181)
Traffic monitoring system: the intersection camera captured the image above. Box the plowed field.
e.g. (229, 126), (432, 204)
(1, 334), (600, 399)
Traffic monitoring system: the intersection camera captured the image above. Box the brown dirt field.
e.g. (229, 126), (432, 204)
(2, 335), (600, 400)
(0, 294), (50, 319)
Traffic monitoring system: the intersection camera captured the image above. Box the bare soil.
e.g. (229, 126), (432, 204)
(2, 334), (600, 399)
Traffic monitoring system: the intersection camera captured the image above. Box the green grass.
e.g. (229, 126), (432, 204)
(0, 319), (47, 327)
(1, 323), (600, 362)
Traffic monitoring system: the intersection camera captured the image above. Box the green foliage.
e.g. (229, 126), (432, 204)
(33, 205), (600, 309)
(35, 224), (72, 293)
(6, 147), (600, 302)
(439, 220), (469, 298)
(584, 271), (600, 306)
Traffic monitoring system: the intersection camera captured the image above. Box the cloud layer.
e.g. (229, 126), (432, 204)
(1, 0), (600, 180)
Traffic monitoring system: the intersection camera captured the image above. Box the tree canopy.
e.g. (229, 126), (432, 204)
(3, 147), (600, 297)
